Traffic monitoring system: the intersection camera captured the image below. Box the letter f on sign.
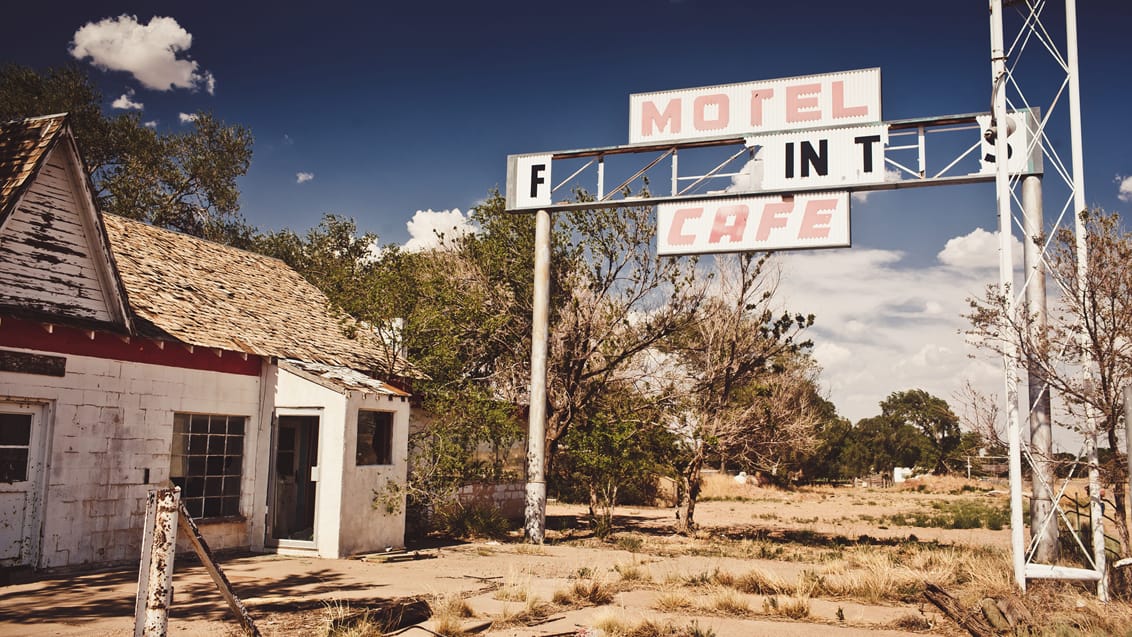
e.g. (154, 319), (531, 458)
(530, 164), (546, 198)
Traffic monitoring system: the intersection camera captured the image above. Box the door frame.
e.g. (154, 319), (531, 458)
(0, 399), (52, 568)
(265, 407), (322, 551)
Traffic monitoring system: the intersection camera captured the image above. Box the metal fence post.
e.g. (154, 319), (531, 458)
(134, 487), (180, 637)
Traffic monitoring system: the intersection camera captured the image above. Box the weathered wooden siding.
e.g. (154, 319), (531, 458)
(0, 144), (113, 323)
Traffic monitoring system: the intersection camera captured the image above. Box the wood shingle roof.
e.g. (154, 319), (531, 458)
(103, 212), (413, 375)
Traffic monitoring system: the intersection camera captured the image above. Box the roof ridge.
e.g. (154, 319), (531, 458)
(1, 112), (69, 126)
(102, 212), (292, 268)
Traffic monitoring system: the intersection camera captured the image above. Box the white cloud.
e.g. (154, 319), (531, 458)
(775, 238), (1005, 422)
(403, 209), (478, 252)
(178, 112), (198, 124)
(938, 227), (1023, 270)
(727, 153), (764, 192)
(69, 15), (214, 93)
(111, 90), (143, 110)
(295, 172), (314, 184)
(812, 342), (852, 368)
(852, 169), (903, 203)
(1116, 175), (1132, 202)
(143, 120), (158, 128)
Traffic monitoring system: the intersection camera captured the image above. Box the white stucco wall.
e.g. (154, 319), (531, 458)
(272, 369), (409, 558)
(0, 349), (264, 569)
(338, 393), (409, 556)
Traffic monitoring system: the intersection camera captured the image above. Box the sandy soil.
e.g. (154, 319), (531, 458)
(0, 481), (1014, 636)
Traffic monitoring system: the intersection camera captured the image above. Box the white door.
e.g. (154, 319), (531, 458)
(0, 403), (47, 567)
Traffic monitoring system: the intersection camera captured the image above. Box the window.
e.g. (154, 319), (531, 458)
(0, 412), (32, 483)
(356, 410), (393, 466)
(170, 413), (245, 519)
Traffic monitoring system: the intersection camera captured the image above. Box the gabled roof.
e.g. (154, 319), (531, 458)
(0, 114), (133, 331)
(103, 213), (416, 375)
(0, 114), (67, 224)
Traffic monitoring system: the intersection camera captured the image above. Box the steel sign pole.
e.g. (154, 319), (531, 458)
(1023, 174), (1057, 563)
(525, 208), (551, 543)
(989, 0), (1026, 591)
(1064, 0), (1106, 600)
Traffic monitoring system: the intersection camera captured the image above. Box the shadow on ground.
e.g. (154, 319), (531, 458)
(0, 554), (389, 624)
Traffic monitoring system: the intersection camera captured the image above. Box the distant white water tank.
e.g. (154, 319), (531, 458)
(893, 467), (914, 484)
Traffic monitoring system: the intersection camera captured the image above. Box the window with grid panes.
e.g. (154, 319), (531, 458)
(170, 413), (245, 519)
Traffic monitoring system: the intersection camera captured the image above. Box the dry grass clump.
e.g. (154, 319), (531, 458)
(1016, 583), (1132, 637)
(955, 548), (1014, 597)
(708, 588), (753, 615)
(731, 568), (791, 595)
(615, 561), (651, 583)
(888, 612), (933, 631)
(430, 594), (475, 637)
(761, 594), (810, 619)
(492, 568), (533, 602)
(820, 545), (972, 602)
(572, 578), (617, 605)
(653, 592), (694, 612)
(551, 577), (617, 607)
(494, 597), (556, 627)
(321, 600), (383, 637)
(593, 611), (717, 636)
(513, 543), (547, 555)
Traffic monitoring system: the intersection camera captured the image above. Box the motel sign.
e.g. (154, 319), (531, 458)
(629, 68), (881, 144)
(506, 67), (1039, 256)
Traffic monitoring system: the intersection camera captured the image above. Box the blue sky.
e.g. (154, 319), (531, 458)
(3, 1), (1130, 425)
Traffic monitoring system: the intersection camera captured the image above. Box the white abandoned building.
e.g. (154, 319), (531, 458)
(0, 114), (414, 570)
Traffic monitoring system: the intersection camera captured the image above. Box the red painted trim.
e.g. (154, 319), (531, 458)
(0, 315), (262, 376)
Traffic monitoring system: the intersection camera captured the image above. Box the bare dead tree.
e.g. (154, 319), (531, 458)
(955, 381), (1006, 451)
(667, 253), (814, 533)
(966, 211), (1132, 555)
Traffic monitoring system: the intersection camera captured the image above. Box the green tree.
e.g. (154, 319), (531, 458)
(258, 209), (530, 531)
(100, 111), (254, 245)
(542, 194), (702, 473)
(556, 384), (679, 536)
(879, 389), (961, 474)
(849, 414), (927, 475)
(0, 64), (126, 178)
(0, 64), (254, 246)
(799, 403), (856, 481)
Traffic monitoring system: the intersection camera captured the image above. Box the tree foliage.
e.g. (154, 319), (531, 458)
(555, 383), (680, 536)
(0, 64), (254, 246)
(543, 195), (703, 469)
(878, 389), (961, 475)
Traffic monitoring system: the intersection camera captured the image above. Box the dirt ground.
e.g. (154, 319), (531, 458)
(0, 480), (1026, 636)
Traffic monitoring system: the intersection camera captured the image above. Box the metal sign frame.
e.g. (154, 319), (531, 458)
(507, 0), (1105, 599)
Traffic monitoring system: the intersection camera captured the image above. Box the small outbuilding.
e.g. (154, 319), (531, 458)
(0, 114), (415, 570)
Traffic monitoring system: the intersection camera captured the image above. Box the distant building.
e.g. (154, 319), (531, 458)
(0, 114), (416, 570)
